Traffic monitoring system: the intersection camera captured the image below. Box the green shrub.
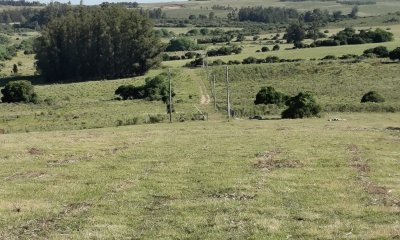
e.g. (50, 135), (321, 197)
(261, 46), (270, 52)
(361, 91), (385, 103)
(281, 92), (321, 119)
(322, 55), (337, 60)
(115, 73), (175, 102)
(242, 56), (258, 64)
(165, 38), (202, 52)
(389, 47), (400, 61)
(1, 80), (38, 103)
(363, 46), (389, 58)
(254, 86), (287, 106)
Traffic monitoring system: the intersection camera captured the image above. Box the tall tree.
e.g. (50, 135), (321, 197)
(34, 5), (163, 82)
(285, 23), (305, 43)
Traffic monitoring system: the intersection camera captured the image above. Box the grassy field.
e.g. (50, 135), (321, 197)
(142, 0), (400, 18)
(0, 68), (215, 133)
(0, 3), (400, 238)
(0, 113), (399, 238)
(204, 61), (400, 117)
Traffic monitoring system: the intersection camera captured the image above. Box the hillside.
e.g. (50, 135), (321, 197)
(0, 1), (400, 238)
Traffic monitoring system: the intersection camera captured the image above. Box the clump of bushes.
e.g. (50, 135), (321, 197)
(361, 91), (385, 103)
(254, 86), (287, 106)
(281, 92), (321, 119)
(321, 55), (337, 60)
(207, 45), (242, 57)
(1, 80), (38, 103)
(115, 73), (174, 102)
(165, 38), (203, 52)
(197, 35), (233, 44)
(363, 46), (389, 58)
(333, 28), (393, 45)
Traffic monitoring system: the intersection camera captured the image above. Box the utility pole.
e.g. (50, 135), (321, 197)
(226, 65), (230, 119)
(212, 74), (217, 111)
(168, 68), (172, 123)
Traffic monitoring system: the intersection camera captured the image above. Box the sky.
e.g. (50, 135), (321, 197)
(40, 0), (187, 5)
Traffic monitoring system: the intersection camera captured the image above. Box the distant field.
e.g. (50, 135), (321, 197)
(162, 24), (400, 68)
(142, 0), (400, 18)
(1, 113), (399, 238)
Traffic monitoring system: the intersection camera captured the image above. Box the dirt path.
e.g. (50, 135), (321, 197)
(190, 70), (210, 105)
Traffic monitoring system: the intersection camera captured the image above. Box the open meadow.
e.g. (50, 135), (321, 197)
(1, 113), (400, 238)
(0, 0), (400, 238)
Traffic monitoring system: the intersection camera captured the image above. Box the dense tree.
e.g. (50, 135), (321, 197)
(1, 80), (38, 103)
(254, 86), (287, 105)
(165, 38), (202, 52)
(333, 28), (393, 45)
(237, 6), (299, 23)
(281, 92), (321, 119)
(285, 24), (305, 43)
(34, 5), (163, 82)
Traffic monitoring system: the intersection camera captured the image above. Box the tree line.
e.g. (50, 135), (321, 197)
(230, 6), (355, 24)
(0, 2), (164, 29)
(0, 0), (44, 7)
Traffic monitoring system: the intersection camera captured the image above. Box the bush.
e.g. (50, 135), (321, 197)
(363, 46), (389, 58)
(1, 80), (38, 103)
(361, 91), (385, 103)
(254, 86), (287, 106)
(115, 73), (175, 102)
(261, 46), (270, 52)
(165, 38), (202, 52)
(389, 47), (400, 60)
(242, 56), (258, 64)
(281, 92), (321, 119)
(265, 56), (280, 63)
(272, 44), (280, 51)
(322, 55), (337, 60)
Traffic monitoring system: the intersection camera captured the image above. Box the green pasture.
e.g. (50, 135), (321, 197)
(0, 68), (212, 133)
(207, 61), (400, 115)
(0, 1), (399, 239)
(0, 112), (399, 238)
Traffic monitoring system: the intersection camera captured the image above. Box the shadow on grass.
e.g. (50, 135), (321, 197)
(0, 75), (46, 87)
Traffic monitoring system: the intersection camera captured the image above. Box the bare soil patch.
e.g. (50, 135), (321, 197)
(5, 171), (47, 181)
(27, 147), (43, 155)
(254, 150), (303, 171)
(347, 144), (400, 207)
(209, 192), (255, 201)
